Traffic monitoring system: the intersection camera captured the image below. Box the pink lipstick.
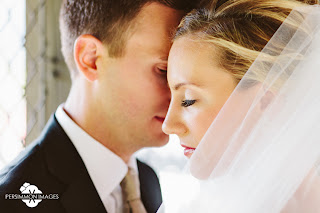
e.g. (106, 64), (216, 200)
(181, 144), (196, 158)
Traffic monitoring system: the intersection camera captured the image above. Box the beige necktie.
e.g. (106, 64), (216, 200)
(121, 168), (147, 213)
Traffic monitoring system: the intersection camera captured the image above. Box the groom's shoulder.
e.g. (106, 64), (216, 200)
(0, 138), (65, 212)
(0, 115), (66, 197)
(0, 140), (44, 194)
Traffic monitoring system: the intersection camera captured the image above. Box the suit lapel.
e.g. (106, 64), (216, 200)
(138, 160), (163, 213)
(39, 115), (107, 213)
(60, 174), (107, 213)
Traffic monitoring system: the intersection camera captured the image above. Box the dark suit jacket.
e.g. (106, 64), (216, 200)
(0, 115), (162, 213)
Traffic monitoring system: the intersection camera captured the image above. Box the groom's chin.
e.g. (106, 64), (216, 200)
(151, 133), (170, 147)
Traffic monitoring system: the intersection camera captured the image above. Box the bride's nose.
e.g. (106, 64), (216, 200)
(162, 104), (187, 136)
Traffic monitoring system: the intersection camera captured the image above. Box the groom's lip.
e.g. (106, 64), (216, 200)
(155, 116), (165, 123)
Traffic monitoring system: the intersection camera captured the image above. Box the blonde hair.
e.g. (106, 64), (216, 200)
(174, 0), (319, 82)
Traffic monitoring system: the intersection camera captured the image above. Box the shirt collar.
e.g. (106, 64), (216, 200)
(55, 104), (137, 199)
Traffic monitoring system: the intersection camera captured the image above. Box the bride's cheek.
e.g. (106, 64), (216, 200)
(198, 109), (219, 138)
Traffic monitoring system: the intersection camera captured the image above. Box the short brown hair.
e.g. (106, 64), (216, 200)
(174, 0), (319, 82)
(59, 0), (200, 77)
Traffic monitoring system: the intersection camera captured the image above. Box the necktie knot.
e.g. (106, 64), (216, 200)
(121, 167), (147, 213)
(121, 168), (140, 201)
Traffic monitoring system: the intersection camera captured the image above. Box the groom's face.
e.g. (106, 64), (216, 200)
(96, 3), (184, 150)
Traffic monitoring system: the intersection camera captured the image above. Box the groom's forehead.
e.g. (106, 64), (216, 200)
(131, 3), (184, 35)
(123, 3), (184, 56)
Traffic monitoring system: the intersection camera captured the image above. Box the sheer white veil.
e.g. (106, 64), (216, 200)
(159, 5), (320, 213)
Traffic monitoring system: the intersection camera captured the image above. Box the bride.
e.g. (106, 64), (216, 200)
(161, 0), (320, 212)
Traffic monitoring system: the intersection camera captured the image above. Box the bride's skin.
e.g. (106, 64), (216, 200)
(163, 36), (320, 211)
(162, 36), (237, 158)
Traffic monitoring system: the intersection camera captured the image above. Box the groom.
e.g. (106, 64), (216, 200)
(0, 0), (200, 212)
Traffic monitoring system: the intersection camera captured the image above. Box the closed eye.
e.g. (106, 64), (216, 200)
(157, 68), (167, 75)
(181, 99), (196, 107)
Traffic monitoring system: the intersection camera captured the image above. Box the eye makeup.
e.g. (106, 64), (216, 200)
(181, 99), (196, 107)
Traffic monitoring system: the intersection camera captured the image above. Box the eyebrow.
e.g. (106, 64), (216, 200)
(173, 82), (198, 91)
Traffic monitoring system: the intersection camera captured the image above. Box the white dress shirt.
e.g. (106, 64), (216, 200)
(55, 104), (139, 213)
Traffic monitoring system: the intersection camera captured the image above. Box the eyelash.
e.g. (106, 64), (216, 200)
(181, 99), (196, 107)
(157, 68), (167, 75)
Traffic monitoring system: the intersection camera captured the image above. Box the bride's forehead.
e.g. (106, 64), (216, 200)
(169, 37), (221, 67)
(169, 45), (220, 73)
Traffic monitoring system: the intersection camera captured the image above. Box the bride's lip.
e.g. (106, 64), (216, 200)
(181, 144), (196, 149)
(181, 144), (196, 157)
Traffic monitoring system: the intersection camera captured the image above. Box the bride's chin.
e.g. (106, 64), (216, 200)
(184, 148), (195, 158)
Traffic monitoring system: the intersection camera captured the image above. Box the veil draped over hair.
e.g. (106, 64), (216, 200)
(160, 5), (320, 213)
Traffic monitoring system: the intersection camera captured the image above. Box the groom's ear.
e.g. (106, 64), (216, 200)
(74, 34), (104, 82)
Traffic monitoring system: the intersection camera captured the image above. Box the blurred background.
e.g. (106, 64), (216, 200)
(0, 0), (194, 211)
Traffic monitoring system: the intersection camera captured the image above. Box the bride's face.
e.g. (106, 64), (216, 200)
(162, 37), (237, 158)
